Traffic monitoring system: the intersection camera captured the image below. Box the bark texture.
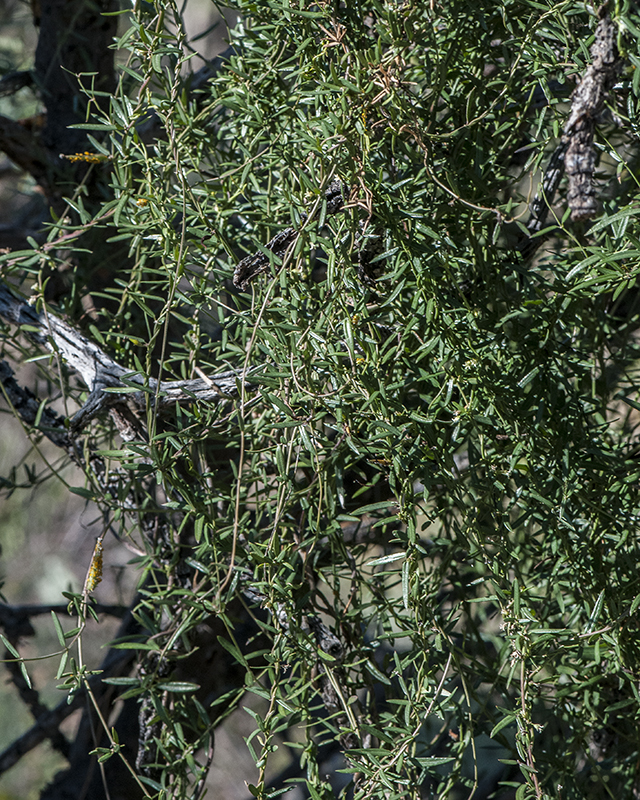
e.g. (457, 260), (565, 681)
(563, 12), (621, 221)
(35, 0), (118, 156)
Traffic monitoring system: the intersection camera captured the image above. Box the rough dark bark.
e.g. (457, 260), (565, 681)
(563, 12), (621, 221)
(233, 178), (344, 290)
(523, 11), (623, 249)
(34, 0), (118, 157)
(0, 113), (58, 196)
(524, 140), (568, 240)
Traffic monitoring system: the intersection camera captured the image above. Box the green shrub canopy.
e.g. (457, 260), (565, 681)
(2, 2), (640, 799)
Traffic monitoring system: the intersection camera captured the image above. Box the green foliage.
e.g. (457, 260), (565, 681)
(4, 0), (640, 798)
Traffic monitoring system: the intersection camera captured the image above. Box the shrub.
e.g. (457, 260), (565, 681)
(2, 2), (640, 799)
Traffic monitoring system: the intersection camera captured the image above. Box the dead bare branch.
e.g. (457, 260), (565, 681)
(0, 281), (243, 433)
(0, 71), (34, 97)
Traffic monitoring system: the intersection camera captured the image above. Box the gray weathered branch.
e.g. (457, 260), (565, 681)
(0, 281), (241, 433)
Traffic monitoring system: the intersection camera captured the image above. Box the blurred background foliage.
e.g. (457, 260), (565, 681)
(2, 1), (640, 799)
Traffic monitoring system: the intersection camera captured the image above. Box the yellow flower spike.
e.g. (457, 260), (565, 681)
(60, 151), (110, 164)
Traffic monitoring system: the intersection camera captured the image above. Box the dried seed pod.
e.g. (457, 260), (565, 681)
(84, 538), (104, 594)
